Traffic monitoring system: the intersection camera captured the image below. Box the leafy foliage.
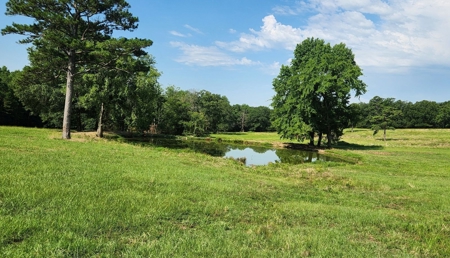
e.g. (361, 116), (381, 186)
(2, 0), (152, 138)
(369, 97), (403, 141)
(272, 38), (366, 147)
(353, 96), (448, 129)
(0, 66), (42, 126)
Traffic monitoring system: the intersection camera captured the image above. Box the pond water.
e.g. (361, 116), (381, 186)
(126, 138), (341, 166)
(223, 146), (338, 166)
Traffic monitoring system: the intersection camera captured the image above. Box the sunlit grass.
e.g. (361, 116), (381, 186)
(1, 126), (449, 256)
(212, 131), (304, 146)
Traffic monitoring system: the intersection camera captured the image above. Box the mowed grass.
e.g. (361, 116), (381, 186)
(1, 127), (450, 257)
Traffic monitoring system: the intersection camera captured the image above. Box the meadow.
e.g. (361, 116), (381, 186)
(1, 126), (449, 257)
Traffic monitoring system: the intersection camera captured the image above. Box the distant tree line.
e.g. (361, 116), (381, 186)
(2, 62), (449, 138)
(351, 96), (450, 129)
(158, 86), (273, 135)
(0, 67), (273, 136)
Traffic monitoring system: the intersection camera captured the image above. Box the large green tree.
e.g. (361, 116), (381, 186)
(272, 38), (366, 147)
(2, 0), (152, 139)
(78, 54), (161, 136)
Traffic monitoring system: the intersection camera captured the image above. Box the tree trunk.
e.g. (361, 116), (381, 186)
(318, 132), (323, 147)
(309, 131), (315, 146)
(97, 102), (105, 138)
(383, 128), (386, 141)
(327, 128), (332, 148)
(240, 111), (246, 132)
(62, 56), (75, 139)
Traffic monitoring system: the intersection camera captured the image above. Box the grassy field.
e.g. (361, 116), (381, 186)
(1, 127), (449, 257)
(211, 132), (295, 145)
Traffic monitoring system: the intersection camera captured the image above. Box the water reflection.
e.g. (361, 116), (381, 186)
(126, 138), (340, 166)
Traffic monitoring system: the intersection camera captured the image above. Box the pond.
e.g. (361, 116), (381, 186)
(126, 138), (342, 166)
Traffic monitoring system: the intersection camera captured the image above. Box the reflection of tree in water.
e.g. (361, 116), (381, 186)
(185, 141), (230, 157)
(126, 139), (229, 156)
(228, 144), (270, 154)
(248, 146), (271, 154)
(232, 145), (247, 151)
(130, 138), (340, 164)
(276, 149), (319, 164)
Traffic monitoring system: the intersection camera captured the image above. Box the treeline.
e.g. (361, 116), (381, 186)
(0, 66), (42, 127)
(351, 96), (450, 129)
(159, 87), (273, 135)
(2, 63), (449, 136)
(0, 66), (272, 135)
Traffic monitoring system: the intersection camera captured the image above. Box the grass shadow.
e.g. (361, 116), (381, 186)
(375, 138), (408, 142)
(346, 129), (369, 133)
(283, 143), (323, 152)
(334, 141), (384, 150)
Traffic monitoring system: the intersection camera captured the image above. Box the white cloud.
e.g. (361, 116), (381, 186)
(264, 61), (282, 75)
(302, 0), (450, 69)
(216, 15), (304, 52)
(184, 24), (203, 34)
(169, 31), (191, 37)
(169, 1), (450, 72)
(215, 1), (450, 72)
(170, 42), (260, 66)
(229, 28), (237, 34)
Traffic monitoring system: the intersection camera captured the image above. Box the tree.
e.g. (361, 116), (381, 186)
(436, 101), (450, 128)
(0, 66), (42, 126)
(407, 100), (439, 128)
(229, 104), (250, 132)
(78, 54), (161, 136)
(347, 103), (362, 132)
(271, 38), (366, 148)
(158, 86), (190, 135)
(197, 90), (232, 133)
(2, 0), (152, 139)
(369, 96), (402, 141)
(247, 106), (272, 132)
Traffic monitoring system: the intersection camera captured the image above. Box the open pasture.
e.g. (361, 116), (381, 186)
(1, 127), (449, 257)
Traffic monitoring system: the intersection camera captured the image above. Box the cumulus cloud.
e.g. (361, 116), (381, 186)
(170, 1), (450, 72)
(216, 0), (450, 71)
(216, 15), (304, 52)
(303, 0), (450, 69)
(170, 42), (260, 66)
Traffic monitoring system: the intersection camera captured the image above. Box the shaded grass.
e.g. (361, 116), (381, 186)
(1, 127), (450, 257)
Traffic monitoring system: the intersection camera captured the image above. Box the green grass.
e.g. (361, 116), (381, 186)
(211, 131), (297, 146)
(1, 127), (450, 257)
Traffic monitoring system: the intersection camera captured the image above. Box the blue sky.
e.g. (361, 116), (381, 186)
(1, 0), (449, 106)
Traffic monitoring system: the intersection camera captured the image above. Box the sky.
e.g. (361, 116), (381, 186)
(1, 0), (449, 107)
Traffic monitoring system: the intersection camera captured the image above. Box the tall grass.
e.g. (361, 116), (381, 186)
(1, 127), (449, 257)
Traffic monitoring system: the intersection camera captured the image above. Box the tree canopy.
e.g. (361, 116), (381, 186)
(271, 38), (367, 147)
(2, 0), (152, 139)
(368, 96), (402, 141)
